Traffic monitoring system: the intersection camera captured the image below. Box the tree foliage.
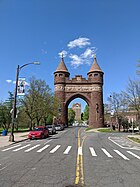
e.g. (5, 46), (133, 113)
(83, 105), (89, 121)
(21, 77), (54, 130)
(122, 78), (140, 130)
(0, 92), (13, 130)
(107, 93), (128, 131)
(68, 108), (75, 125)
(122, 79), (140, 111)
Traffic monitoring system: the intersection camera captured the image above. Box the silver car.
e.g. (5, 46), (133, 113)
(55, 124), (64, 131)
(46, 124), (56, 135)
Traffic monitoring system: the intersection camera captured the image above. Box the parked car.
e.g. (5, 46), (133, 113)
(28, 126), (49, 139)
(46, 124), (56, 135)
(55, 124), (64, 131)
(128, 127), (139, 132)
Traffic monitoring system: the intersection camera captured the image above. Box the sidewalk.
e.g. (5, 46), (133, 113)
(0, 132), (29, 148)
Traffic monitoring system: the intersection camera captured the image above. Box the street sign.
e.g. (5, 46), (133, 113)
(17, 77), (26, 96)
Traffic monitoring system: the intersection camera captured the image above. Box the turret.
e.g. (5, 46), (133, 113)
(54, 55), (70, 84)
(54, 56), (70, 125)
(87, 54), (104, 85)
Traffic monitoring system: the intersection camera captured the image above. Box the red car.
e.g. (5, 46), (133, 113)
(28, 126), (49, 139)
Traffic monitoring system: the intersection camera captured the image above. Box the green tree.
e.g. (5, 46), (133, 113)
(68, 108), (75, 125)
(0, 103), (8, 130)
(120, 116), (129, 132)
(122, 78), (140, 132)
(15, 106), (30, 131)
(22, 94), (36, 130)
(22, 77), (53, 129)
(45, 114), (53, 124)
(108, 93), (127, 131)
(0, 92), (14, 130)
(83, 105), (89, 121)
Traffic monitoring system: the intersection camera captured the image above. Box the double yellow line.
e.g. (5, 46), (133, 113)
(75, 128), (87, 186)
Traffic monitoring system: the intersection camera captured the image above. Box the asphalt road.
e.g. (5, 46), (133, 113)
(0, 127), (140, 187)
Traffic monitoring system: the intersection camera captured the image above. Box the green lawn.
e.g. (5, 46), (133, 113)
(85, 127), (94, 132)
(85, 127), (115, 133)
(128, 137), (140, 143)
(97, 128), (116, 133)
(85, 127), (117, 133)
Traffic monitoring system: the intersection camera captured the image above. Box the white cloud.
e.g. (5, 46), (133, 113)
(58, 50), (68, 58)
(67, 37), (90, 49)
(57, 37), (97, 68)
(69, 54), (84, 68)
(68, 46), (98, 68)
(6, 80), (12, 83)
(41, 49), (47, 54)
(81, 47), (96, 59)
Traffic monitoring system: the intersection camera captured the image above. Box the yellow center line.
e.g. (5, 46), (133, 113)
(75, 154), (80, 184)
(75, 128), (81, 185)
(75, 128), (87, 186)
(80, 135), (87, 186)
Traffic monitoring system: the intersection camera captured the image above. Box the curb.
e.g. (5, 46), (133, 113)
(13, 138), (29, 144)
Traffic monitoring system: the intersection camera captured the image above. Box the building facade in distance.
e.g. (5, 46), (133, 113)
(72, 103), (81, 121)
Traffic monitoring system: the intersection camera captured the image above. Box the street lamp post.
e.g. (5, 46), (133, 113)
(9, 62), (40, 142)
(109, 95), (112, 128)
(57, 104), (62, 124)
(131, 118), (134, 134)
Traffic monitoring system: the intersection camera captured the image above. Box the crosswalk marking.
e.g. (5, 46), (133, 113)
(63, 146), (72, 154)
(37, 145), (50, 153)
(24, 144), (40, 152)
(78, 147), (83, 155)
(127, 151), (140, 160)
(114, 150), (130, 160)
(1, 143), (140, 161)
(50, 145), (61, 153)
(89, 147), (97, 156)
(101, 148), (113, 158)
(13, 144), (31, 152)
(2, 144), (22, 152)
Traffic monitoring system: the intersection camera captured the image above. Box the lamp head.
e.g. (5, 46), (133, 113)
(33, 61), (40, 65)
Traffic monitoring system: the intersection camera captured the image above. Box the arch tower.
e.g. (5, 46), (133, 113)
(54, 55), (104, 128)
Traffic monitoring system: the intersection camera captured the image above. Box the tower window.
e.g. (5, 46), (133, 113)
(59, 74), (63, 77)
(55, 74), (57, 77)
(94, 73), (98, 77)
(89, 74), (92, 77)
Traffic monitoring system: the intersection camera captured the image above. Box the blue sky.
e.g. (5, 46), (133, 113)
(0, 0), (140, 111)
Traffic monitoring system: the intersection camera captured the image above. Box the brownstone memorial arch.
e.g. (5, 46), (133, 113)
(54, 55), (104, 128)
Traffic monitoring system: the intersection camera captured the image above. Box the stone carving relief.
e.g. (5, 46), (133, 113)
(65, 86), (102, 92)
(54, 85), (64, 91)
